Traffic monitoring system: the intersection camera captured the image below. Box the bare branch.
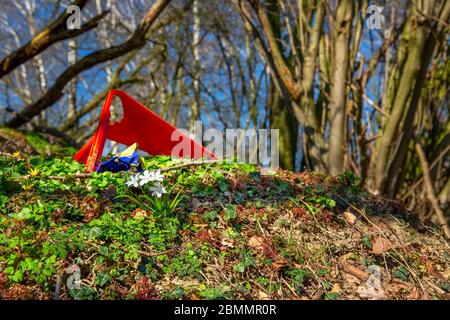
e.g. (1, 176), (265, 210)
(6, 0), (171, 128)
(415, 143), (450, 238)
(0, 0), (109, 79)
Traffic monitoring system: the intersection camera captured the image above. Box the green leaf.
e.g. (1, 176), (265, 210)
(69, 286), (98, 300)
(393, 266), (410, 281)
(223, 205), (237, 222)
(15, 207), (33, 220)
(287, 269), (308, 287)
(10, 269), (24, 282)
(4, 266), (14, 275)
(219, 179), (228, 192)
(233, 261), (247, 273)
(362, 235), (372, 250)
(95, 272), (112, 287)
(325, 199), (336, 208)
(276, 181), (290, 193)
(29, 157), (43, 166)
(324, 292), (340, 300)
(233, 253), (255, 273)
(203, 210), (218, 221)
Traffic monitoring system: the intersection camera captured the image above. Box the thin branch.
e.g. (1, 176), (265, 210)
(6, 0), (171, 129)
(17, 160), (222, 181)
(402, 144), (450, 200)
(415, 143), (450, 238)
(0, 0), (109, 79)
(249, 0), (301, 100)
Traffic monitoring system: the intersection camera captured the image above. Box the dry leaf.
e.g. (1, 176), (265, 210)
(248, 236), (264, 249)
(261, 242), (279, 260)
(197, 229), (211, 242)
(292, 207), (308, 221)
(80, 196), (101, 222)
(371, 236), (391, 255)
(100, 184), (117, 201)
(408, 287), (421, 299)
(0, 272), (7, 288)
(423, 259), (436, 275)
(339, 252), (357, 262)
(343, 211), (357, 225)
(189, 214), (203, 224)
(131, 208), (151, 219)
(193, 224), (208, 228)
(272, 258), (287, 270)
(257, 290), (269, 299)
(190, 293), (201, 300)
(220, 238), (235, 249)
(390, 279), (410, 296)
(331, 283), (341, 293)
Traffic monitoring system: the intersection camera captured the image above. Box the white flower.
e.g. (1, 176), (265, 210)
(126, 174), (140, 188)
(149, 182), (167, 198)
(139, 170), (154, 186)
(139, 169), (165, 186)
(153, 169), (165, 182)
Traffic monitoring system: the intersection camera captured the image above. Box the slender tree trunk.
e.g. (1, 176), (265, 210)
(26, 3), (48, 126)
(328, 0), (353, 175)
(269, 83), (298, 171)
(371, 0), (444, 194)
(191, 0), (201, 131)
(438, 176), (450, 207)
(265, 0), (298, 171)
(295, 1), (326, 172)
(67, 38), (77, 126)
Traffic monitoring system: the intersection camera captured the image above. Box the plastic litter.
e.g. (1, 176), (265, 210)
(96, 143), (144, 173)
(74, 90), (217, 172)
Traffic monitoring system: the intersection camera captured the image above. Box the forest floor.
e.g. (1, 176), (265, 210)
(0, 128), (449, 300)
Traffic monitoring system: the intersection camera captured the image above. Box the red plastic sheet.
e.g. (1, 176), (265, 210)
(74, 90), (217, 172)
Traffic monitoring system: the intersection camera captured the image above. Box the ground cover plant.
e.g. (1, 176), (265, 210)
(0, 131), (448, 300)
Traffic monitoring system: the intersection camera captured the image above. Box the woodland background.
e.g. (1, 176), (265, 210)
(0, 0), (449, 231)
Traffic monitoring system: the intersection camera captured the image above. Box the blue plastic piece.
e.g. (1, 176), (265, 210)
(96, 151), (143, 173)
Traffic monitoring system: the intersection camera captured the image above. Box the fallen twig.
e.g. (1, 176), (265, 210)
(332, 192), (427, 293)
(137, 248), (173, 257)
(159, 160), (222, 172)
(53, 274), (62, 300)
(342, 264), (369, 281)
(281, 277), (300, 298)
(415, 143), (450, 238)
(19, 173), (92, 181)
(18, 160), (223, 181)
(0, 151), (24, 159)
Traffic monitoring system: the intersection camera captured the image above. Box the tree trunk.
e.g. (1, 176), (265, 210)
(371, 0), (444, 194)
(191, 0), (201, 131)
(269, 84), (298, 171)
(67, 38), (77, 126)
(328, 0), (353, 176)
